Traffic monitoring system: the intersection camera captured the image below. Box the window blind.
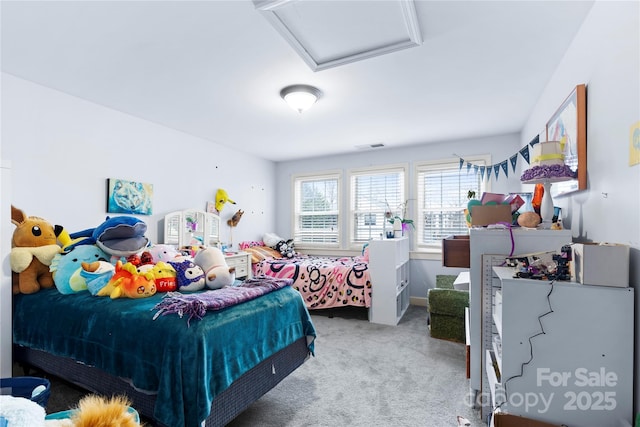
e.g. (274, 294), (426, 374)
(416, 160), (485, 249)
(350, 167), (405, 243)
(293, 174), (339, 245)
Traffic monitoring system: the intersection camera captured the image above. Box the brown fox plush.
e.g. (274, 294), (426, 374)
(9, 205), (63, 294)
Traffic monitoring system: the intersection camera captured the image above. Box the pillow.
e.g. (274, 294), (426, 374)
(244, 246), (283, 263)
(239, 240), (264, 250)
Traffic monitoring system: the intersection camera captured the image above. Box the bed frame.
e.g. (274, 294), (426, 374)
(14, 337), (310, 427)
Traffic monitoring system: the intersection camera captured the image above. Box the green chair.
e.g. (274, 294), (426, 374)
(427, 274), (469, 343)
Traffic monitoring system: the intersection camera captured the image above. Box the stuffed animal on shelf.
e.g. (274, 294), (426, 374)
(168, 258), (206, 292)
(10, 205), (64, 294)
(50, 245), (110, 294)
(215, 188), (236, 213)
(227, 209), (244, 227)
(194, 247), (236, 290)
(97, 261), (156, 299)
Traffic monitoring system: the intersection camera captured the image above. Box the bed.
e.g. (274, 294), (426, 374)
(12, 283), (316, 427)
(244, 245), (372, 310)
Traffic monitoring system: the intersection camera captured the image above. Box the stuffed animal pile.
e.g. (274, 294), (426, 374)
(10, 207), (243, 298)
(263, 232), (296, 259)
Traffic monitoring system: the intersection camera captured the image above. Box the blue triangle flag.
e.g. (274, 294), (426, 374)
(519, 146), (531, 164)
(529, 135), (540, 147)
(509, 154), (518, 172)
(459, 158), (464, 169)
(494, 164), (500, 179)
(500, 160), (509, 178)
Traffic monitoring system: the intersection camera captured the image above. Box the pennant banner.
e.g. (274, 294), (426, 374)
(454, 138), (540, 182)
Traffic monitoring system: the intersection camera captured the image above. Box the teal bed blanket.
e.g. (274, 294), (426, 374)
(13, 286), (316, 427)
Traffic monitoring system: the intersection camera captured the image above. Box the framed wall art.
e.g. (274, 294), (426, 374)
(546, 83), (587, 196)
(106, 178), (153, 215)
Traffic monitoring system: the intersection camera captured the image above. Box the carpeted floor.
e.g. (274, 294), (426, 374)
(15, 305), (483, 426)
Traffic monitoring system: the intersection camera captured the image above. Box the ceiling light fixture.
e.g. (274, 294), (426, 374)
(280, 84), (322, 113)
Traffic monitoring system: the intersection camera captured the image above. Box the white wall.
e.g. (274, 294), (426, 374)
(275, 132), (523, 299)
(1, 74), (277, 247)
(520, 0), (640, 415)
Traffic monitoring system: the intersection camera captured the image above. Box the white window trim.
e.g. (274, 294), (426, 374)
(414, 155), (491, 254)
(291, 170), (342, 250)
(347, 163), (409, 251)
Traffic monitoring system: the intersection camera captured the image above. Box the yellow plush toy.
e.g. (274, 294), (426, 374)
(215, 188), (236, 212)
(10, 205), (63, 294)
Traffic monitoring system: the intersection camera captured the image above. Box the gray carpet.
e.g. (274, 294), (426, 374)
(16, 305), (483, 426)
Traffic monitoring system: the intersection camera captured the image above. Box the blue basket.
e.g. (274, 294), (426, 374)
(0, 377), (51, 408)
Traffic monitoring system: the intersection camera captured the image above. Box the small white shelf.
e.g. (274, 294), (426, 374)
(368, 237), (410, 326)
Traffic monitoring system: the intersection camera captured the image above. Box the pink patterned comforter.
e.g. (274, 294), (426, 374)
(252, 255), (372, 309)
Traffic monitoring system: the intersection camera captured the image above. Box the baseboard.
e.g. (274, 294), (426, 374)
(410, 296), (427, 307)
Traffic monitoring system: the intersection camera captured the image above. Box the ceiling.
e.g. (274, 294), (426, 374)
(1, 0), (595, 162)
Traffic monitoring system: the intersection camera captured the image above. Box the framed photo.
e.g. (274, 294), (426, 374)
(106, 178), (153, 215)
(546, 84), (587, 196)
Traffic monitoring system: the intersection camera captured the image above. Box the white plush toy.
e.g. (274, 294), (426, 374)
(194, 247), (236, 290)
(0, 395), (46, 426)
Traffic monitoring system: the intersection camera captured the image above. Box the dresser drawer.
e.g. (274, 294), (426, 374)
(224, 252), (252, 279)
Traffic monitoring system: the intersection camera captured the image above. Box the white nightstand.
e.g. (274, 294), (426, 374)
(224, 252), (252, 280)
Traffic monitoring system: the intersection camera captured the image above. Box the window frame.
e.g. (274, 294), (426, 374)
(414, 156), (490, 253)
(347, 163), (409, 250)
(291, 170), (342, 250)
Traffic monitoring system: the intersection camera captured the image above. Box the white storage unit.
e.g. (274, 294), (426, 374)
(368, 237), (410, 326)
(468, 228), (572, 417)
(488, 267), (633, 427)
(225, 251), (252, 280)
(163, 209), (220, 248)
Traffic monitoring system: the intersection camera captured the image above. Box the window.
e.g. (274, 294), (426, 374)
(349, 165), (407, 245)
(416, 157), (488, 251)
(292, 172), (340, 247)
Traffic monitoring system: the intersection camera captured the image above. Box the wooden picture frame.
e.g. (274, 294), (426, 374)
(546, 84), (587, 196)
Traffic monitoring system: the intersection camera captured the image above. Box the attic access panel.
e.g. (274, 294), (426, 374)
(255, 0), (422, 71)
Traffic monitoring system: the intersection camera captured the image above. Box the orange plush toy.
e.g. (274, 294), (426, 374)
(9, 205), (63, 294)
